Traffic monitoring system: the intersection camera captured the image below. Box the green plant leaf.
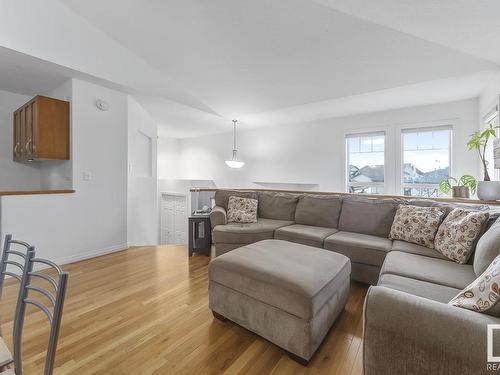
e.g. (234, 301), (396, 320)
(459, 175), (477, 195)
(439, 177), (455, 194)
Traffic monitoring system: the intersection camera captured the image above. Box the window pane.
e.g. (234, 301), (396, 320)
(403, 129), (450, 184)
(347, 133), (385, 194)
(402, 128), (451, 197)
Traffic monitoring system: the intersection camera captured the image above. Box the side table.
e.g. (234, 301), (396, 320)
(188, 214), (212, 256)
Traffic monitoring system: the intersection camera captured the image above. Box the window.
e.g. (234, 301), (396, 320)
(401, 127), (452, 197)
(346, 132), (385, 194)
(484, 107), (499, 181)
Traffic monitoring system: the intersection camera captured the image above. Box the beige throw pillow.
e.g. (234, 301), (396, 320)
(449, 255), (500, 316)
(435, 208), (489, 264)
(389, 205), (445, 249)
(227, 196), (258, 223)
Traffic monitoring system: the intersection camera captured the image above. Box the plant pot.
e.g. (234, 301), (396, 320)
(452, 186), (470, 198)
(477, 181), (500, 201)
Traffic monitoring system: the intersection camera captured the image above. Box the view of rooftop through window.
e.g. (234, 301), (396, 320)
(346, 133), (385, 194)
(402, 127), (451, 197)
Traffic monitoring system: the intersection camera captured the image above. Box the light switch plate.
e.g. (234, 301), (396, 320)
(82, 171), (92, 181)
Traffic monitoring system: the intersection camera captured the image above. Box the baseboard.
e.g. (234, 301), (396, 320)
(3, 243), (128, 277)
(53, 243), (128, 266)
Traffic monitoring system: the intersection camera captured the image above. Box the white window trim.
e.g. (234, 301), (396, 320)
(398, 124), (453, 196)
(342, 120), (457, 197)
(482, 103), (499, 181)
(343, 129), (388, 194)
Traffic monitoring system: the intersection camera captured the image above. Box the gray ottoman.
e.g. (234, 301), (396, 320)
(208, 239), (351, 364)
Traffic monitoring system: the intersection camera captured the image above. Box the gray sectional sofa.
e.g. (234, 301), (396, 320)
(211, 189), (465, 284)
(210, 189), (500, 374)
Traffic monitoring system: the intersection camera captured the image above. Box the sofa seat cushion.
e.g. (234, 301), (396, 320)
(391, 240), (448, 260)
(378, 274), (462, 303)
(381, 251), (476, 289)
(213, 219), (294, 244)
(208, 239), (351, 320)
(274, 224), (338, 248)
(324, 231), (392, 267)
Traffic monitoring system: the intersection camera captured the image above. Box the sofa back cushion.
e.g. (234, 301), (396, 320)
(214, 190), (258, 210)
(295, 194), (342, 228)
(339, 197), (398, 237)
(474, 216), (500, 276)
(258, 192), (299, 221)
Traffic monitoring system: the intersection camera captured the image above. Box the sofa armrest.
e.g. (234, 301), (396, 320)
(210, 206), (227, 228)
(363, 286), (500, 375)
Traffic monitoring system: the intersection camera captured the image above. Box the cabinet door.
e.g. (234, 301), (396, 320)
(24, 102), (34, 160)
(13, 110), (21, 160)
(19, 107), (26, 160)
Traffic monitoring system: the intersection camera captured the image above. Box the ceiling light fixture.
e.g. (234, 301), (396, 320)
(225, 119), (245, 169)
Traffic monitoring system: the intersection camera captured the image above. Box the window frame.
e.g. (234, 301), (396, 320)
(344, 130), (387, 195)
(399, 125), (453, 197)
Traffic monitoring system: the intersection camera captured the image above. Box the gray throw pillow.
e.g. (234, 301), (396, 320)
(474, 217), (500, 277)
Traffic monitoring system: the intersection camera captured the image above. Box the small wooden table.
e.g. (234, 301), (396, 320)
(188, 214), (212, 257)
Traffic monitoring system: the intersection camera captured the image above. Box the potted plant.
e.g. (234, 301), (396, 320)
(467, 123), (500, 200)
(439, 175), (477, 198)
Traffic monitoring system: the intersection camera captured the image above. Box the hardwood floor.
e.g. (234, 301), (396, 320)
(0, 245), (367, 374)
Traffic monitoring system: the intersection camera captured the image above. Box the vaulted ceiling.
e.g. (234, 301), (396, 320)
(14, 1), (500, 136)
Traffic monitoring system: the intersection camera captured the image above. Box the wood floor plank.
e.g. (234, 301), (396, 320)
(0, 245), (367, 374)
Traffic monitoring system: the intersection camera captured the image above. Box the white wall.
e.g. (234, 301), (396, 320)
(157, 136), (179, 180)
(172, 99), (481, 194)
(127, 96), (158, 246)
(1, 79), (128, 264)
(0, 89), (41, 191)
(479, 71), (500, 118)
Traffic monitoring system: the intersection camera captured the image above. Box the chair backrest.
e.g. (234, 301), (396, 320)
(0, 234), (35, 297)
(0, 235), (35, 338)
(13, 252), (68, 375)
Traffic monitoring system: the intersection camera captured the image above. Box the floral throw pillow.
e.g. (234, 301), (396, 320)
(434, 208), (489, 264)
(227, 196), (258, 223)
(389, 205), (446, 249)
(449, 255), (500, 316)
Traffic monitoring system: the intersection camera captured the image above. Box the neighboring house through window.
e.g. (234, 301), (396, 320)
(401, 127), (452, 197)
(345, 132), (385, 194)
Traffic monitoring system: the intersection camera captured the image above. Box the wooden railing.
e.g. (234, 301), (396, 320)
(189, 187), (500, 206)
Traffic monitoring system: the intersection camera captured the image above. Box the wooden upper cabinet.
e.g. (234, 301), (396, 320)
(13, 95), (70, 162)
